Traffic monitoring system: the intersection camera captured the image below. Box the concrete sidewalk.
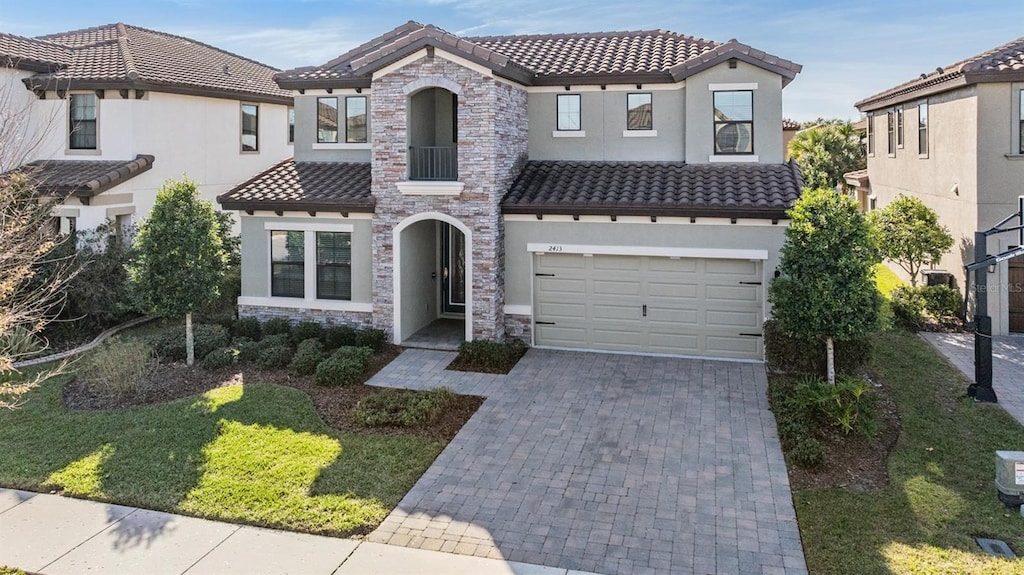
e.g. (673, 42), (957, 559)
(0, 489), (601, 575)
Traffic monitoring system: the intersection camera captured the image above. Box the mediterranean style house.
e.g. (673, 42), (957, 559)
(218, 21), (805, 360)
(853, 36), (1024, 335)
(0, 23), (293, 234)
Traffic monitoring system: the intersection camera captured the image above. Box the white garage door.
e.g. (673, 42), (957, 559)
(533, 253), (764, 360)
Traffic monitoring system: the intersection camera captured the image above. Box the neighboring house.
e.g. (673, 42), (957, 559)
(782, 117), (800, 159)
(854, 36), (1024, 335)
(218, 21), (804, 360)
(0, 23), (293, 233)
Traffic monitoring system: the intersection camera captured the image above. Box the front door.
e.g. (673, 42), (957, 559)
(441, 222), (466, 315)
(1010, 255), (1024, 333)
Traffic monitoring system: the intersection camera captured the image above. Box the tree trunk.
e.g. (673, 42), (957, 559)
(186, 312), (195, 366)
(826, 336), (836, 385)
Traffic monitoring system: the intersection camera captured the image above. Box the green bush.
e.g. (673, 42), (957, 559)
(314, 346), (374, 387)
(1, 566), (28, 575)
(355, 328), (388, 353)
(292, 321), (323, 345)
(233, 337), (260, 363)
(455, 339), (528, 372)
(890, 286), (929, 331)
(762, 319), (872, 376)
(290, 338), (325, 376)
(1, 326), (42, 359)
(232, 317), (262, 341)
(352, 387), (456, 427)
(201, 347), (236, 371)
(323, 325), (357, 350)
(789, 437), (826, 469)
(920, 285), (962, 323)
(256, 344), (294, 369)
(79, 339), (156, 398)
(262, 317), (293, 337)
(260, 333), (292, 349)
(150, 324), (230, 362)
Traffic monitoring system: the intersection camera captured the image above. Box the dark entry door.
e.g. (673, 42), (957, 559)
(441, 222), (466, 315)
(1010, 255), (1024, 333)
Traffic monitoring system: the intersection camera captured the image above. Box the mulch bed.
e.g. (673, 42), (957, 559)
(446, 348), (528, 375)
(785, 371), (901, 491)
(63, 344), (483, 441)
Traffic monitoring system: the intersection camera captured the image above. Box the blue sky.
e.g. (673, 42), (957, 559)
(3, 1), (1021, 121)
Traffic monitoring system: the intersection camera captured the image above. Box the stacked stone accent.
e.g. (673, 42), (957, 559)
(503, 313), (532, 343)
(238, 304), (374, 329)
(370, 54), (528, 342)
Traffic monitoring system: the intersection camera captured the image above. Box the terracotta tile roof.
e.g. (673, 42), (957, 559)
(3, 23), (290, 104)
(502, 160), (804, 219)
(0, 33), (72, 71)
(856, 36), (1024, 111)
(783, 118), (801, 130)
(217, 159), (373, 213)
(276, 22), (801, 89)
(7, 154), (154, 200)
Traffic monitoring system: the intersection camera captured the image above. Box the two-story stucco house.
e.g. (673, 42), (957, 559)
(218, 21), (804, 360)
(0, 23), (293, 233)
(853, 36), (1024, 335)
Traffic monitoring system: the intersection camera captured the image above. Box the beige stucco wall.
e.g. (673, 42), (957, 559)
(684, 61), (784, 164)
(292, 91), (371, 163)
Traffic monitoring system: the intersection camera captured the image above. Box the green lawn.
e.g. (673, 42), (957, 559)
(0, 377), (445, 536)
(794, 330), (1024, 574)
(874, 263), (906, 299)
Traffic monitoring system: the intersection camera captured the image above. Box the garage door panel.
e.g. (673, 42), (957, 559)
(593, 279), (642, 296)
(647, 281), (698, 298)
(592, 304), (640, 321)
(706, 259), (760, 275)
(592, 255), (642, 272)
(706, 335), (761, 355)
(648, 258), (699, 273)
(593, 327), (644, 348)
(536, 253), (585, 271)
(535, 325), (587, 346)
(706, 310), (762, 329)
(705, 285), (760, 303)
(536, 301), (587, 319)
(647, 333), (700, 354)
(536, 277), (586, 295)
(647, 309), (699, 325)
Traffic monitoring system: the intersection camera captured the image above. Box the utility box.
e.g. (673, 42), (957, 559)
(923, 270), (955, 289)
(995, 451), (1024, 507)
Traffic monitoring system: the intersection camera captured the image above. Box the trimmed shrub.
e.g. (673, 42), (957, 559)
(260, 333), (292, 349)
(789, 438), (826, 469)
(232, 317), (262, 341)
(201, 347), (236, 371)
(352, 387), (456, 427)
(262, 317), (293, 337)
(453, 339), (529, 373)
(920, 284), (962, 323)
(233, 337), (261, 363)
(292, 321), (323, 345)
(79, 339), (156, 398)
(763, 319), (871, 376)
(890, 286), (928, 331)
(355, 328), (388, 353)
(290, 338), (325, 376)
(150, 324), (230, 362)
(322, 325), (357, 350)
(315, 346), (374, 387)
(256, 344), (294, 369)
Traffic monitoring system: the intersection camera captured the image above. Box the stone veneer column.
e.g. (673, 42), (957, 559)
(369, 54), (528, 342)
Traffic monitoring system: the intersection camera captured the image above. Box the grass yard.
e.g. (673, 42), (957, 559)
(794, 330), (1024, 574)
(0, 375), (446, 536)
(874, 263), (906, 299)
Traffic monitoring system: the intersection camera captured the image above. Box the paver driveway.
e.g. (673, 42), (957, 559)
(367, 349), (806, 575)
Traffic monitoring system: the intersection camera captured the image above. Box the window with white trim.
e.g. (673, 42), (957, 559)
(1019, 89), (1023, 154)
(887, 109), (895, 155)
(918, 102), (928, 156)
(69, 93), (97, 150)
(241, 103), (259, 152)
(345, 96), (367, 143)
(626, 93), (652, 131)
(287, 107), (295, 144)
(896, 106), (904, 148)
(270, 230), (304, 297)
(866, 114), (874, 156)
(713, 90), (753, 154)
(557, 94), (581, 131)
(316, 231), (351, 300)
(317, 97), (339, 143)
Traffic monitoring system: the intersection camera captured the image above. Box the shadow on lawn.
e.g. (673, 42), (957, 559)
(795, 330), (1024, 574)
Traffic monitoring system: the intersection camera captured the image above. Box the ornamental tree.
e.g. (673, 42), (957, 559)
(868, 195), (954, 286)
(769, 188), (881, 384)
(129, 178), (226, 365)
(787, 120), (866, 190)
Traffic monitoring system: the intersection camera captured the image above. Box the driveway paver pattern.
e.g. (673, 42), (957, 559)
(922, 332), (1024, 425)
(366, 348), (806, 575)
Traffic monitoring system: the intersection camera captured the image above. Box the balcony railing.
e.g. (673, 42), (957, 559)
(409, 146), (457, 181)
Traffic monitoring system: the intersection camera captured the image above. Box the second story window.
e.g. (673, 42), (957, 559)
(918, 102), (929, 157)
(557, 94), (581, 131)
(713, 90), (753, 154)
(288, 107), (295, 144)
(346, 96), (367, 143)
(866, 114), (874, 156)
(69, 93), (97, 150)
(241, 103), (259, 152)
(887, 110), (895, 155)
(896, 106), (904, 148)
(1019, 90), (1024, 154)
(626, 93), (652, 130)
(317, 97), (339, 143)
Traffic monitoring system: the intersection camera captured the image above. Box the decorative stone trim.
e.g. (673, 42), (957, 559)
(402, 76), (463, 96)
(238, 304), (374, 329)
(504, 313), (533, 344)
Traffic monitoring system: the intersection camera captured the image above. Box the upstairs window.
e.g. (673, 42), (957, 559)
(887, 110), (895, 155)
(316, 231), (352, 300)
(69, 93), (97, 150)
(1019, 90), (1024, 154)
(287, 107), (295, 144)
(713, 90), (753, 154)
(626, 93), (652, 131)
(866, 114), (874, 156)
(241, 103), (259, 152)
(317, 97), (339, 143)
(896, 106), (904, 148)
(918, 102), (929, 156)
(556, 94), (581, 131)
(345, 96), (367, 143)
(270, 230), (305, 298)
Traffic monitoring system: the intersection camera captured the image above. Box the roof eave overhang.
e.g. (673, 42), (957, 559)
(22, 77), (292, 105)
(2, 57), (62, 73)
(501, 204), (790, 220)
(275, 76), (373, 91)
(217, 199), (376, 214)
(855, 75), (968, 112)
(669, 50), (802, 87)
(531, 71), (674, 86)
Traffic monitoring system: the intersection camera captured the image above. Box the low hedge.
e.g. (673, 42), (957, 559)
(763, 319), (872, 376)
(290, 338), (325, 376)
(451, 339), (528, 374)
(315, 346), (374, 387)
(150, 324), (230, 362)
(352, 387), (456, 427)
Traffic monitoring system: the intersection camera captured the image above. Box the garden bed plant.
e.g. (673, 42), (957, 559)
(447, 338), (528, 374)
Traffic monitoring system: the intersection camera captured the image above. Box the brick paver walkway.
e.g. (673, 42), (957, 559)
(921, 332), (1024, 425)
(366, 348), (806, 575)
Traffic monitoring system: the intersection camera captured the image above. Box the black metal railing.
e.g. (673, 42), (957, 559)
(409, 146), (457, 181)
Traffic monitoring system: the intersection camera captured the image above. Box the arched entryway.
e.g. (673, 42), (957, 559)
(392, 212), (472, 346)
